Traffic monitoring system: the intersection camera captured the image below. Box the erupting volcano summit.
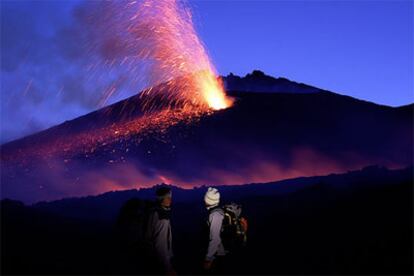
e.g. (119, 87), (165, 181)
(91, 0), (233, 113)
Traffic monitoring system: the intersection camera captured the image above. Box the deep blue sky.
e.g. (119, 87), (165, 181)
(194, 0), (413, 106)
(1, 0), (413, 143)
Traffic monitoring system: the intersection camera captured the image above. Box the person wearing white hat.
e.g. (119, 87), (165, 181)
(203, 187), (227, 270)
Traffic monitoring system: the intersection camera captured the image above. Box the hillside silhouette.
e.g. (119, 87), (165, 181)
(223, 70), (322, 94)
(1, 166), (413, 274)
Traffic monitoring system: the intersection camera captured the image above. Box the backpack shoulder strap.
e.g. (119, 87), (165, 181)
(209, 206), (224, 215)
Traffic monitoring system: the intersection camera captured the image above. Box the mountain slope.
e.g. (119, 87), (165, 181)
(222, 70), (322, 94)
(1, 72), (413, 203)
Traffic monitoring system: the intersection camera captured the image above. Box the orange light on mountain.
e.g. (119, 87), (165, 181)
(128, 0), (233, 111)
(195, 70), (233, 110)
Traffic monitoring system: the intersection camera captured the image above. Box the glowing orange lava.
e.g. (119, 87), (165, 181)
(1, 0), (237, 203)
(127, 0), (233, 111)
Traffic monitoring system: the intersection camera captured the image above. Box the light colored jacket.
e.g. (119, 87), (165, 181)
(206, 207), (227, 261)
(146, 208), (173, 271)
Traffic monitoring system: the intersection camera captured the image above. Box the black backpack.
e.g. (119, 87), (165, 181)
(116, 198), (155, 249)
(220, 203), (247, 251)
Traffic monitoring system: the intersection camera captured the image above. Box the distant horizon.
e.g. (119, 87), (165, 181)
(4, 164), (410, 205)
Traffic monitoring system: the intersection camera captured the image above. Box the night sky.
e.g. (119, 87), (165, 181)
(1, 0), (413, 143)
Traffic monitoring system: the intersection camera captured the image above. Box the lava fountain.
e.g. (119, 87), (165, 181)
(1, 0), (234, 163)
(119, 0), (233, 112)
(1, 0), (237, 203)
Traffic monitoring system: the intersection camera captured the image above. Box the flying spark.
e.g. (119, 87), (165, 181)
(86, 0), (233, 113)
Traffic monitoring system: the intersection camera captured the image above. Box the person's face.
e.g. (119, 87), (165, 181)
(161, 196), (172, 207)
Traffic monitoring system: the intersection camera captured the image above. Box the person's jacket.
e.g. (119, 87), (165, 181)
(206, 206), (227, 261)
(146, 206), (173, 272)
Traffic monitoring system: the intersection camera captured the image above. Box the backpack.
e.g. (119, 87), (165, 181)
(116, 198), (155, 249)
(220, 203), (248, 251)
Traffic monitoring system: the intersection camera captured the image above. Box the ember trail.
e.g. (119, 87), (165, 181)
(2, 0), (236, 163)
(92, 0), (233, 113)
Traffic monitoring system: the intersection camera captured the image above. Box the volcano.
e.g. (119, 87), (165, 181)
(1, 71), (413, 203)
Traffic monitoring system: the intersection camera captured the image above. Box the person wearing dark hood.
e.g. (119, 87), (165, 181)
(146, 186), (175, 275)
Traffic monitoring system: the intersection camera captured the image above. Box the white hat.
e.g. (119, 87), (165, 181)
(204, 187), (220, 207)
